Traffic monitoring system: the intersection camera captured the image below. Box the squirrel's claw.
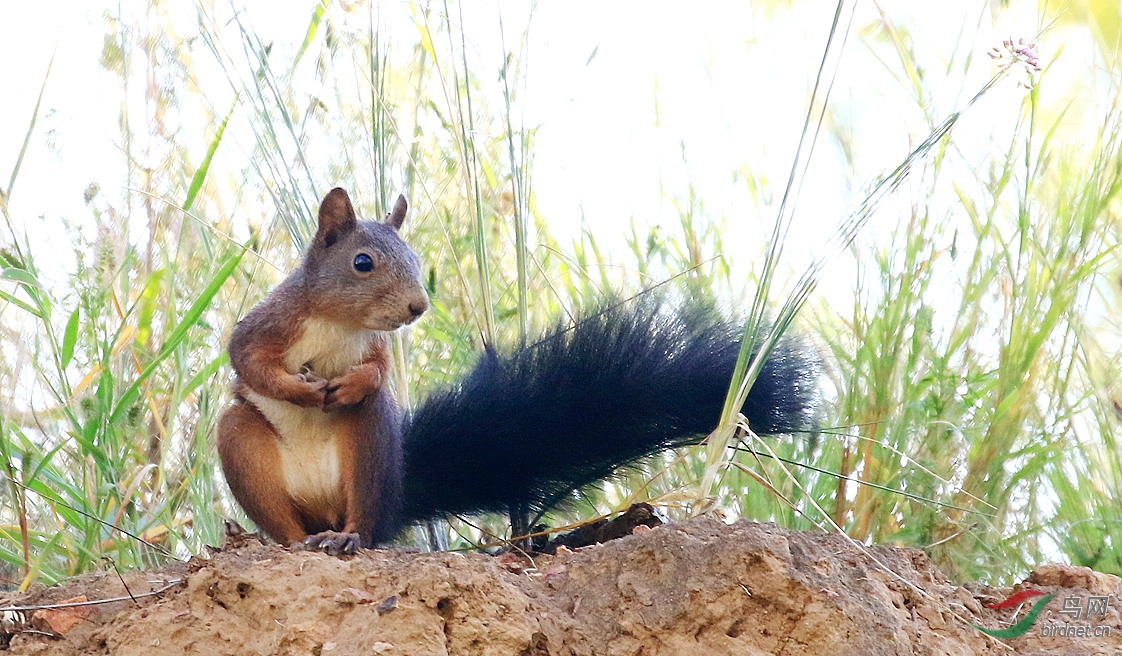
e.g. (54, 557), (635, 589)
(288, 372), (328, 407)
(323, 364), (383, 410)
(296, 530), (362, 556)
(295, 371), (328, 386)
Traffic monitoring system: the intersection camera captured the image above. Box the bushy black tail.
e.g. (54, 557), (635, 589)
(399, 300), (819, 526)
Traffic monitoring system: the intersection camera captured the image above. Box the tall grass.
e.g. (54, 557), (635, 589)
(714, 15), (1122, 582)
(0, 1), (1118, 589)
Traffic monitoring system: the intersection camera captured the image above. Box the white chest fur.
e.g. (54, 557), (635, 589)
(246, 390), (347, 516)
(285, 316), (384, 380)
(244, 317), (385, 517)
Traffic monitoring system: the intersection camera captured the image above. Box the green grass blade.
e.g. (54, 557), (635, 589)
(293, 2), (327, 70)
(183, 96), (238, 212)
(0, 289), (40, 317)
(1, 267), (48, 318)
(109, 247), (245, 425)
(182, 352), (228, 396)
(6, 52), (54, 199)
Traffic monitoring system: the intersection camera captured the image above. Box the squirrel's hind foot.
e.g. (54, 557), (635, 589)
(294, 530), (362, 556)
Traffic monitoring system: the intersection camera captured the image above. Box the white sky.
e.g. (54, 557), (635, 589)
(0, 0), (1106, 304)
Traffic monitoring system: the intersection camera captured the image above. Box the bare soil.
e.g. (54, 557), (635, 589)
(2, 519), (1119, 655)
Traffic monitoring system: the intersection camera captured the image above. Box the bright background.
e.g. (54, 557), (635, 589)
(0, 0), (1119, 587)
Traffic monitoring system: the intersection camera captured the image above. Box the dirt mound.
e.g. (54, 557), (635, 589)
(2, 519), (1119, 655)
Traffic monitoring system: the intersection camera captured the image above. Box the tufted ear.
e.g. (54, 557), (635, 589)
(315, 188), (357, 248)
(384, 194), (408, 230)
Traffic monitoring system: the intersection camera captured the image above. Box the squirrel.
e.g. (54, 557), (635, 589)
(218, 187), (819, 555)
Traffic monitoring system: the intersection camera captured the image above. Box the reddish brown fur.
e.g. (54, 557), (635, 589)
(216, 402), (307, 543)
(217, 397), (385, 542)
(228, 278), (320, 406)
(217, 188), (424, 549)
(324, 335), (390, 410)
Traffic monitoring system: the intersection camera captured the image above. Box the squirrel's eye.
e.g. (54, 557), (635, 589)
(353, 253), (374, 273)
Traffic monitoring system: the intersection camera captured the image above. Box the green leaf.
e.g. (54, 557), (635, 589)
(61, 306), (80, 369)
(1, 267), (41, 287)
(972, 593), (1054, 639)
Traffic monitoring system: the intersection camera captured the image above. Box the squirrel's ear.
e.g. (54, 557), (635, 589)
(315, 188), (357, 248)
(385, 194), (408, 230)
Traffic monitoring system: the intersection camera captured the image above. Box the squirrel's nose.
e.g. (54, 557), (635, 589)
(408, 296), (429, 318)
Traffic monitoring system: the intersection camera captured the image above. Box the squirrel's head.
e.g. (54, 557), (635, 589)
(303, 187), (429, 331)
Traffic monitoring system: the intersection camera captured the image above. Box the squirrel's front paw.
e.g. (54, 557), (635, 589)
(295, 530), (361, 556)
(324, 365), (383, 410)
(288, 372), (328, 407)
